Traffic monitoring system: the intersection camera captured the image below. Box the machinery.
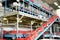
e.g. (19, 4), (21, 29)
(0, 0), (59, 40)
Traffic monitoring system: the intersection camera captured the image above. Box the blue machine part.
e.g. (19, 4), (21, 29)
(16, 34), (28, 38)
(44, 34), (52, 37)
(4, 34), (15, 38)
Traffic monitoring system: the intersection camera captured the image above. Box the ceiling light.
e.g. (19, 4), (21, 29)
(54, 2), (58, 6)
(58, 6), (60, 8)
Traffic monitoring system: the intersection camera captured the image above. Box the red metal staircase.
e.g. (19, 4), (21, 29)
(15, 15), (58, 40)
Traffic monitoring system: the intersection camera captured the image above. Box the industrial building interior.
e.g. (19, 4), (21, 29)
(0, 0), (60, 40)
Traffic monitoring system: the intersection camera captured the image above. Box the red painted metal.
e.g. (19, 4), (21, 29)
(0, 38), (6, 40)
(3, 30), (6, 34)
(30, 0), (35, 2)
(44, 32), (48, 34)
(42, 4), (49, 11)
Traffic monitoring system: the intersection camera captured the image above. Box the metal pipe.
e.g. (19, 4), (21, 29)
(19, 16), (24, 22)
(7, 20), (8, 24)
(31, 21), (35, 32)
(23, 0), (24, 12)
(53, 25), (56, 39)
(31, 21), (33, 32)
(1, 0), (7, 39)
(16, 6), (19, 38)
(1, 27), (3, 38)
(50, 27), (53, 39)
(16, 5), (24, 38)
(4, 0), (7, 16)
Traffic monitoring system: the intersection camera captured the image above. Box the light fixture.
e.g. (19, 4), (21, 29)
(58, 6), (60, 8)
(17, 0), (20, 2)
(13, 2), (21, 7)
(55, 9), (60, 18)
(31, 21), (35, 25)
(13, 2), (18, 7)
(40, 22), (43, 25)
(20, 20), (22, 23)
(3, 18), (7, 20)
(54, 2), (58, 6)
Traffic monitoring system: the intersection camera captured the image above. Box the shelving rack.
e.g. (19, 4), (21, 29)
(0, 0), (59, 40)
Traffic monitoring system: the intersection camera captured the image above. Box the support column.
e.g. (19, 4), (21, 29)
(50, 27), (53, 39)
(31, 21), (35, 32)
